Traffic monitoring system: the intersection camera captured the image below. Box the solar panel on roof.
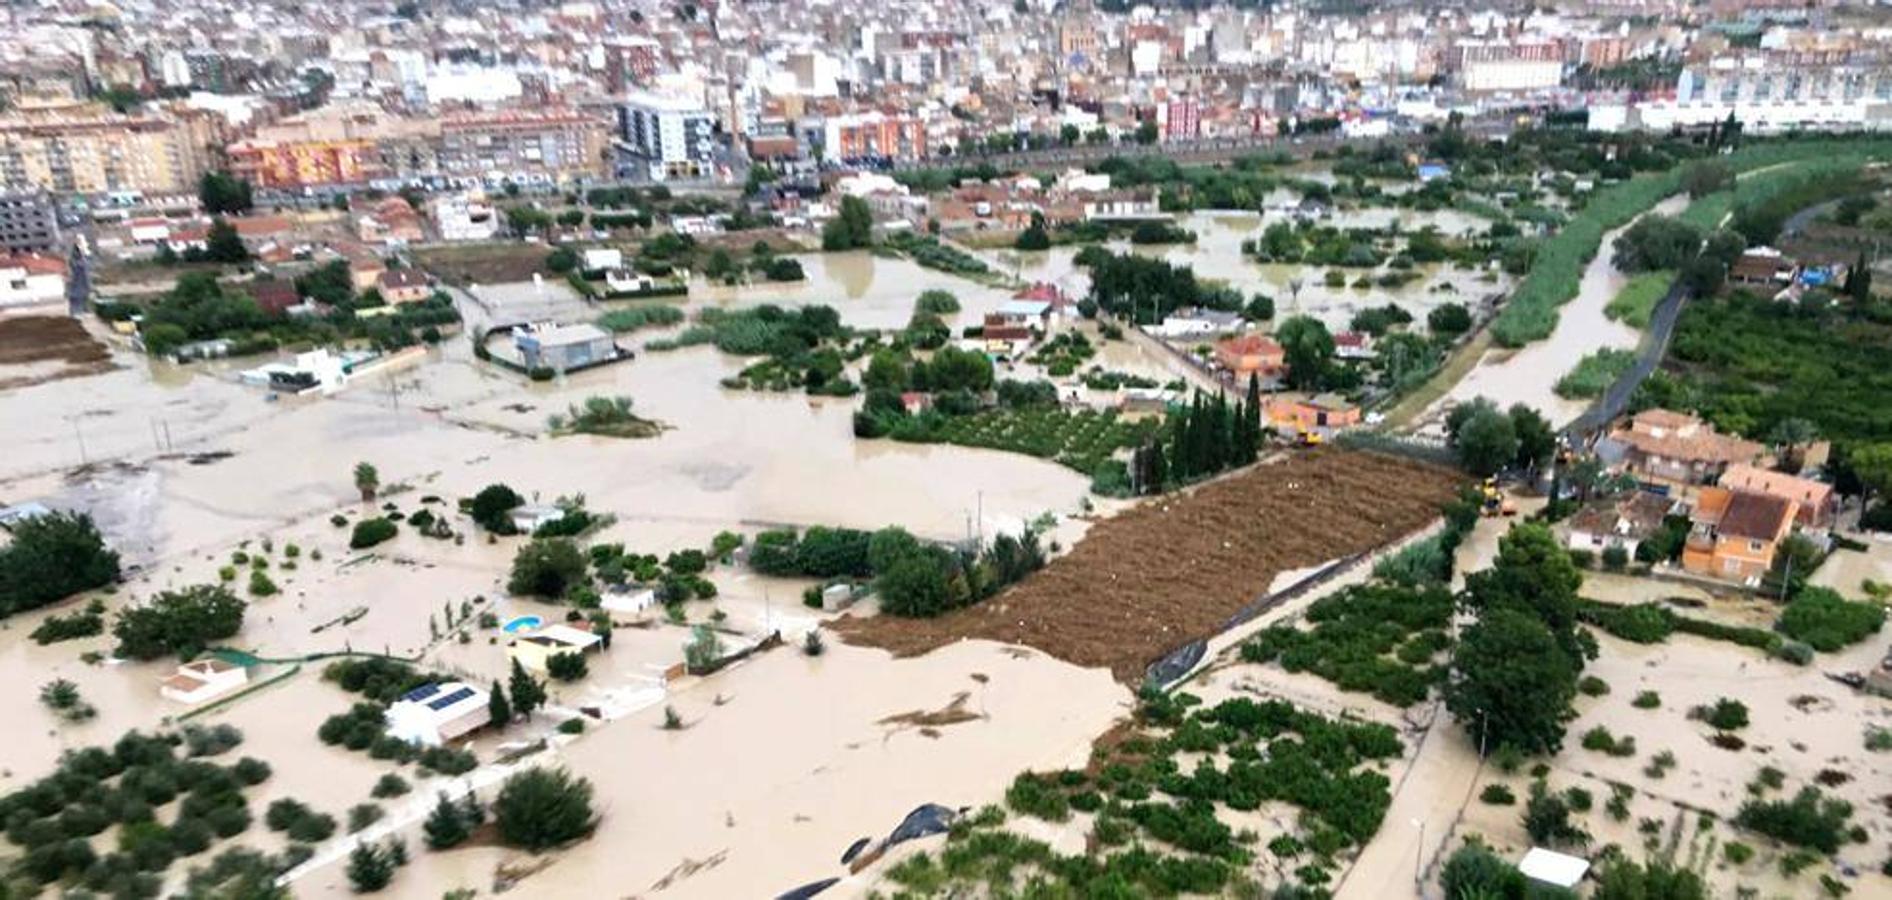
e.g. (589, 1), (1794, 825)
(400, 683), (442, 703)
(426, 687), (476, 710)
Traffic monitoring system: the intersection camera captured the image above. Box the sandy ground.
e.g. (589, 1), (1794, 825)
(291, 639), (1130, 899)
(1452, 628), (1892, 899)
(0, 254), (1135, 899)
(1433, 194), (1689, 430)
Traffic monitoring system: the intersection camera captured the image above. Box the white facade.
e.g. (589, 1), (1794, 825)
(1590, 99), (1892, 134)
(429, 194), (499, 242)
(160, 659), (249, 704)
(386, 682), (490, 746)
(0, 262), (64, 308)
(1463, 58), (1564, 92)
(621, 91), (716, 180)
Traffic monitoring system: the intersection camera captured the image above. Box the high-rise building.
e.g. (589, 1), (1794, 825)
(0, 108), (211, 196)
(820, 111), (927, 163)
(620, 92), (716, 180)
(0, 191), (60, 254)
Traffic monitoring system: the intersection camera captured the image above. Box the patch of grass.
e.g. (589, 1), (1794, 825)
(1603, 271), (1672, 329)
(1554, 348), (1638, 399)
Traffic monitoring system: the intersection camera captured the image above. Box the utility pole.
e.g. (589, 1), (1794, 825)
(69, 416), (88, 465)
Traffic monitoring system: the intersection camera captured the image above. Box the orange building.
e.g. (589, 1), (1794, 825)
(1214, 333), (1285, 379)
(1681, 487), (1797, 584)
(822, 112), (928, 162)
(1266, 394), (1361, 436)
(227, 138), (377, 189)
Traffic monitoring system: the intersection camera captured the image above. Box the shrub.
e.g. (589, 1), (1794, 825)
(1578, 675), (1610, 697)
(545, 652), (588, 682)
(371, 774), (410, 799)
(1736, 787), (1853, 853)
(1006, 772), (1072, 822)
(1480, 784), (1516, 805)
(493, 768), (597, 850)
(1776, 587), (1884, 652)
(349, 518), (398, 550)
(1632, 690), (1661, 709)
(1696, 698), (1749, 731)
(1582, 726), (1637, 757)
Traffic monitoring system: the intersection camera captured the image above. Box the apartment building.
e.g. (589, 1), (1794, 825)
(1593, 53), (1892, 133)
(821, 111), (928, 163)
(620, 92), (716, 181)
(0, 191), (60, 254)
(227, 103), (608, 190)
(1457, 41), (1566, 92)
(0, 109), (211, 196)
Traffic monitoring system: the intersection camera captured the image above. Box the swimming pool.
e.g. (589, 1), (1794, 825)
(502, 615), (543, 634)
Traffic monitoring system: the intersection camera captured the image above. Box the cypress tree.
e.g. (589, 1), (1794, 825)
(488, 680), (511, 727)
(422, 793), (469, 850)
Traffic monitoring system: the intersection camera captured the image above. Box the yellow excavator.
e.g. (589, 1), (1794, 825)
(1480, 476), (1517, 517)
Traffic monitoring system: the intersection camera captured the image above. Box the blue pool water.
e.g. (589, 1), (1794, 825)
(503, 615), (543, 634)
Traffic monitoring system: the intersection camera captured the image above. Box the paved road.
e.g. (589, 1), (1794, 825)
(1564, 275), (1689, 439)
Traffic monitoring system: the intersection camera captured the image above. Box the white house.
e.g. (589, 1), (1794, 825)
(160, 658), (249, 704)
(509, 504), (570, 533)
(581, 248), (624, 272)
(386, 682), (491, 746)
(602, 586), (657, 614)
(0, 255), (66, 309)
(507, 623), (605, 673)
(429, 193), (498, 242)
(1151, 308), (1244, 339)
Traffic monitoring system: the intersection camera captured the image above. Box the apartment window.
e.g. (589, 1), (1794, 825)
(1748, 540), (1763, 552)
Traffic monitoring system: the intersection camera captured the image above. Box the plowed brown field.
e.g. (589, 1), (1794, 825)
(834, 448), (1461, 683)
(0, 315), (113, 388)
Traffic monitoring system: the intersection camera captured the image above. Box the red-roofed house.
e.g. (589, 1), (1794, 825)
(1682, 486), (1797, 584)
(247, 279), (301, 315)
(377, 269), (432, 304)
(1214, 333), (1286, 379)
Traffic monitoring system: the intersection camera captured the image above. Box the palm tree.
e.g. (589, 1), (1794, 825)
(353, 462), (379, 502)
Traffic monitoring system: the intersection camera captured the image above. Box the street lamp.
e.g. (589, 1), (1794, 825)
(1411, 817), (1425, 886)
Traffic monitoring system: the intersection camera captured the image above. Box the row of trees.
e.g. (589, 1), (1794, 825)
(1444, 523), (1593, 758)
(746, 523), (1047, 619)
(1444, 398), (1557, 477)
(1126, 379), (1264, 494)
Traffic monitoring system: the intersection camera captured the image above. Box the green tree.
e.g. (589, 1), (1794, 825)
(204, 218), (249, 264)
(1446, 608), (1579, 756)
(507, 539), (588, 598)
(1853, 443), (1892, 505)
(1593, 858), (1707, 900)
(683, 624), (723, 671)
(1441, 838), (1526, 899)
(1275, 315), (1335, 390)
(1428, 302), (1472, 337)
(1451, 404), (1520, 477)
(545, 652), (588, 682)
(1015, 212), (1052, 251)
(493, 768), (596, 850)
(875, 548), (955, 617)
(345, 840), (395, 892)
(112, 584), (247, 660)
(353, 462), (379, 502)
(0, 511), (121, 616)
(821, 195), (875, 251)
(508, 660), (545, 719)
(422, 793), (470, 850)
(1463, 523), (1588, 666)
(1134, 120), (1159, 145)
(199, 171), (254, 215)
(1680, 159), (1735, 199)
(544, 247), (579, 273)
(1508, 405), (1555, 472)
(487, 680), (511, 727)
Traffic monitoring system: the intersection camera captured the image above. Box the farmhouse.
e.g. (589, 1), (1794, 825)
(507, 623), (605, 673)
(1562, 491), (1677, 558)
(1717, 464), (1836, 530)
(159, 658), (250, 705)
(1214, 333), (1286, 380)
(386, 682), (491, 746)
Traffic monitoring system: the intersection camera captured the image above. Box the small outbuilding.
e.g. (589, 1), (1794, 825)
(1517, 847), (1590, 890)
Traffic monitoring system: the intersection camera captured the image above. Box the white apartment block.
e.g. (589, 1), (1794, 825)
(620, 91), (716, 181)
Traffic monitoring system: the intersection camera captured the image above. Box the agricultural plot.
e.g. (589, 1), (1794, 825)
(911, 408), (1156, 475)
(836, 449), (1462, 682)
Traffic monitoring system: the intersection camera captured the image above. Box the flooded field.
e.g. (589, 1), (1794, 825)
(1431, 194), (1688, 429)
(975, 211), (1509, 337)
